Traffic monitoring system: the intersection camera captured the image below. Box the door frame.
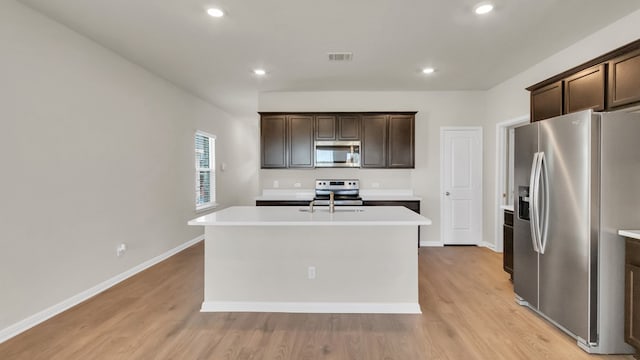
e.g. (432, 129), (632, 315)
(494, 115), (529, 252)
(439, 126), (483, 246)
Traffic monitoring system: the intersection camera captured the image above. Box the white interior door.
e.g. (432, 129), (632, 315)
(441, 128), (482, 245)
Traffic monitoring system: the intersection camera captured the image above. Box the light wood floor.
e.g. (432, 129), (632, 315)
(0, 242), (634, 360)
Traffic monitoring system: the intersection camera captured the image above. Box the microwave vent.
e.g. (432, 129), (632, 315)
(328, 52), (353, 62)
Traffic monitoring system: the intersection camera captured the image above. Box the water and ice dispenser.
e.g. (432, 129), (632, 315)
(518, 186), (530, 221)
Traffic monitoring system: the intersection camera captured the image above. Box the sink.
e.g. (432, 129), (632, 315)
(298, 208), (365, 213)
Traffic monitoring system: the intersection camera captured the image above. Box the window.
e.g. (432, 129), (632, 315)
(195, 131), (216, 210)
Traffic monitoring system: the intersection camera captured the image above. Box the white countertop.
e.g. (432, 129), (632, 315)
(188, 206), (432, 226)
(255, 189), (421, 202)
(619, 230), (640, 240)
(500, 205), (514, 211)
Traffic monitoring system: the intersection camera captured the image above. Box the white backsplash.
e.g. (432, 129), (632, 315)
(259, 168), (413, 190)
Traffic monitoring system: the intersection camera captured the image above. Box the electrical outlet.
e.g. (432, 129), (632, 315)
(307, 266), (316, 280)
(294, 182), (301, 188)
(372, 182), (380, 188)
(116, 243), (127, 257)
(273, 180), (279, 188)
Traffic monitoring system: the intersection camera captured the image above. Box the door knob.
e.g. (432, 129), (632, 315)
(445, 191), (450, 196)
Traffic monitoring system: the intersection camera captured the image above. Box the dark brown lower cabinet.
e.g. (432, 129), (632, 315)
(625, 237), (640, 356)
(503, 210), (514, 280)
(256, 200), (309, 206)
(363, 200), (421, 246)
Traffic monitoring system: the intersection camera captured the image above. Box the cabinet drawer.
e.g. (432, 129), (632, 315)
(504, 210), (513, 226)
(626, 238), (640, 267)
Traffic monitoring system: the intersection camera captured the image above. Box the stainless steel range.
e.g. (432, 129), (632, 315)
(313, 179), (363, 206)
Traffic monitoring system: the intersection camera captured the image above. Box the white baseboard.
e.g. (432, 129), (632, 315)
(420, 240), (444, 247)
(201, 301), (422, 314)
(479, 241), (498, 252)
(0, 234), (204, 344)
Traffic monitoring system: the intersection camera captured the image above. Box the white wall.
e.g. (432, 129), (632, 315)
(259, 91), (487, 245)
(0, 0), (258, 334)
(483, 8), (640, 249)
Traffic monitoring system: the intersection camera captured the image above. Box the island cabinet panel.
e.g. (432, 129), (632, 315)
(338, 115), (361, 140)
(315, 115), (336, 140)
(625, 237), (640, 355)
(608, 49), (640, 109)
(531, 81), (563, 122)
(288, 115), (314, 168)
(564, 64), (606, 114)
(361, 115), (388, 168)
(261, 115), (287, 168)
(503, 210), (514, 279)
(388, 115), (415, 168)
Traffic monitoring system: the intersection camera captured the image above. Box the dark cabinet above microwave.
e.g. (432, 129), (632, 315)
(315, 115), (360, 141)
(259, 112), (416, 169)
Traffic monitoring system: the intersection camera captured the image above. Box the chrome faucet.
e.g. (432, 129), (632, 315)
(308, 200), (315, 213)
(329, 191), (335, 213)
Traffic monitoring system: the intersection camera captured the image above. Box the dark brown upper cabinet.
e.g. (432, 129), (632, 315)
(528, 39), (640, 122)
(564, 64), (606, 114)
(361, 115), (388, 168)
(261, 114), (314, 169)
(531, 81), (563, 122)
(288, 115), (314, 168)
(261, 115), (287, 168)
(361, 113), (415, 169)
(315, 115), (336, 140)
(314, 115), (360, 140)
(388, 115), (415, 168)
(261, 112), (415, 169)
(608, 48), (640, 109)
(337, 115), (360, 140)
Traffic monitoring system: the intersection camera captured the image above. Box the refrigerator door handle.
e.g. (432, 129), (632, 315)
(538, 152), (550, 254)
(529, 152), (540, 253)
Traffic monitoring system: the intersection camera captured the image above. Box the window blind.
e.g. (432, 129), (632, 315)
(195, 132), (215, 209)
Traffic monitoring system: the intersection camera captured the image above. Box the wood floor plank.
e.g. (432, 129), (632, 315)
(0, 242), (634, 359)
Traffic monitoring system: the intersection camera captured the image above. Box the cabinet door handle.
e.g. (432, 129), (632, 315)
(445, 191), (450, 196)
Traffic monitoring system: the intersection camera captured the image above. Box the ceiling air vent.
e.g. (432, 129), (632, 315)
(328, 52), (353, 61)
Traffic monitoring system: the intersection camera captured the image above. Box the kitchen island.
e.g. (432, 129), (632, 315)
(188, 206), (431, 314)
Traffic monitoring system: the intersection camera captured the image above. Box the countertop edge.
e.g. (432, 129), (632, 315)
(189, 220), (432, 226)
(619, 230), (640, 240)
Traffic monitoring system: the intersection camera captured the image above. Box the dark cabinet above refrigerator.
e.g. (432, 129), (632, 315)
(527, 38), (640, 122)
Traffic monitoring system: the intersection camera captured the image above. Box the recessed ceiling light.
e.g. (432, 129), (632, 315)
(474, 3), (494, 15)
(207, 8), (224, 17)
(253, 69), (266, 76)
(422, 68), (435, 74)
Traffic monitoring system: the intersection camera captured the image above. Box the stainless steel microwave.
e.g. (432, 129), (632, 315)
(314, 141), (361, 168)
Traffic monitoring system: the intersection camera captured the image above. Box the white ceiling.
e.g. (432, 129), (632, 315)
(18, 0), (640, 116)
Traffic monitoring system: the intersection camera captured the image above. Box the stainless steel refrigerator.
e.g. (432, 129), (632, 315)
(514, 109), (640, 354)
